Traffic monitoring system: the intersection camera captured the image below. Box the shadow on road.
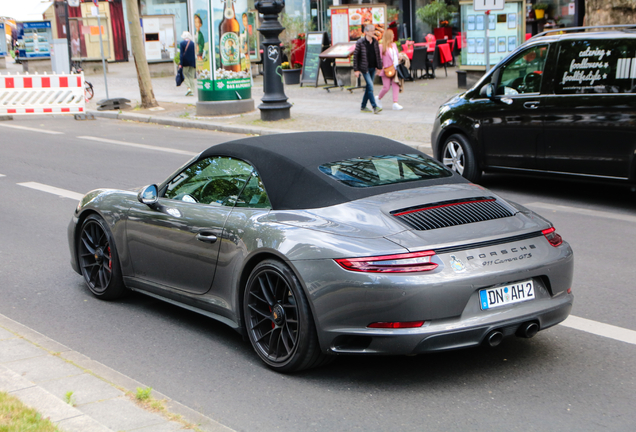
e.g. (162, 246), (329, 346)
(480, 173), (636, 212)
(106, 288), (566, 388)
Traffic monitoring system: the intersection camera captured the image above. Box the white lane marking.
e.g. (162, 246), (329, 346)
(526, 202), (636, 224)
(77, 136), (197, 156)
(17, 182), (84, 201)
(0, 174), (5, 177)
(0, 123), (64, 135)
(562, 315), (636, 346)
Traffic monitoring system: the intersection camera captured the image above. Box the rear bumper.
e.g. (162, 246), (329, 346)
(325, 293), (573, 355)
(292, 236), (574, 355)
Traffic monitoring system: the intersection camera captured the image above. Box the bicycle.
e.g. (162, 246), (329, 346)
(71, 61), (95, 101)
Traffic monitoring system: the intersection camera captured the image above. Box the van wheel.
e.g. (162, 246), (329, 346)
(441, 134), (481, 182)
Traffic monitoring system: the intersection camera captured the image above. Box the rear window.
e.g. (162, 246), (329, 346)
(318, 154), (452, 188)
(555, 39), (636, 94)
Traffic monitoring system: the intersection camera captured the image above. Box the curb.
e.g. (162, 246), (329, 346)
(0, 313), (234, 432)
(87, 109), (434, 154)
(88, 110), (290, 137)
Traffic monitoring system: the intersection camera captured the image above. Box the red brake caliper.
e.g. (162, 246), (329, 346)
(269, 306), (274, 329)
(107, 246), (112, 269)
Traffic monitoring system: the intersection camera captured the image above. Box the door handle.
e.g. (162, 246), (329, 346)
(523, 101), (540, 109)
(196, 232), (218, 243)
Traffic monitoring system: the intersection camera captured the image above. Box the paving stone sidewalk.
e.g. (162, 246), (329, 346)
(0, 313), (233, 432)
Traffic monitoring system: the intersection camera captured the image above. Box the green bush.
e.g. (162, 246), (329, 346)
(416, 1), (457, 29)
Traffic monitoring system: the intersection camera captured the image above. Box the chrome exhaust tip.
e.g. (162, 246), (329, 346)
(517, 322), (539, 339)
(486, 330), (504, 347)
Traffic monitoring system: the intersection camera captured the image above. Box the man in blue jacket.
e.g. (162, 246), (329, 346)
(353, 25), (382, 114)
(179, 31), (196, 96)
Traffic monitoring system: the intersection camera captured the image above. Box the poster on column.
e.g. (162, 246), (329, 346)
(211, 0), (252, 98)
(193, 0), (211, 79)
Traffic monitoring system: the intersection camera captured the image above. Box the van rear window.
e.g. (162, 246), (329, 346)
(318, 154), (452, 188)
(555, 39), (636, 94)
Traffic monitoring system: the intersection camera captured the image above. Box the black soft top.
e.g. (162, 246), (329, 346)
(201, 132), (465, 210)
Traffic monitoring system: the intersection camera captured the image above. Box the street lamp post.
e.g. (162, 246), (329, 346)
(255, 1), (291, 121)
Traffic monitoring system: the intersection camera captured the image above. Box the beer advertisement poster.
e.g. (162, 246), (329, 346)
(212, 0), (252, 94)
(193, 0), (211, 79)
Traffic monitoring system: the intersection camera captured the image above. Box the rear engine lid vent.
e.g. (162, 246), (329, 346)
(391, 196), (516, 231)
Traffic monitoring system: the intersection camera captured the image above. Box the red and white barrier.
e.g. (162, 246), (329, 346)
(0, 73), (85, 115)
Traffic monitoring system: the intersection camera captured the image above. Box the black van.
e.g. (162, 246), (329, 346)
(431, 26), (636, 184)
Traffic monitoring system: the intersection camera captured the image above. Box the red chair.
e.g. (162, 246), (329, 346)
(402, 40), (414, 60)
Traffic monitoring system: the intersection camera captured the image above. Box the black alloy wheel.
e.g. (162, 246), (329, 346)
(442, 133), (481, 182)
(78, 215), (126, 299)
(244, 259), (329, 372)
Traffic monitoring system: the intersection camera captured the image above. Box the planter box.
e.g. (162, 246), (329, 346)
(283, 68), (301, 85)
(434, 27), (453, 40)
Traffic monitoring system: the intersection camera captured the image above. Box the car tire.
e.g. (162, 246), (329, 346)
(244, 259), (330, 373)
(77, 214), (127, 300)
(441, 134), (482, 182)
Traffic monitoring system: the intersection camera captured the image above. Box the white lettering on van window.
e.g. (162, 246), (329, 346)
(578, 47), (608, 60)
(569, 58), (609, 72)
(561, 46), (612, 86)
(562, 70), (605, 85)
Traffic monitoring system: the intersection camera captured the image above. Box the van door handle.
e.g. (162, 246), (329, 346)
(524, 101), (540, 109)
(196, 232), (218, 243)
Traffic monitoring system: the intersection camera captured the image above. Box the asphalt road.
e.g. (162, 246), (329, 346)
(1, 116), (635, 432)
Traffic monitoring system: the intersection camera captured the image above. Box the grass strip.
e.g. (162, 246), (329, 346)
(0, 391), (61, 432)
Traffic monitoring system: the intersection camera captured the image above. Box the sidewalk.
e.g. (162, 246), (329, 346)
(0, 313), (233, 432)
(9, 60), (462, 153)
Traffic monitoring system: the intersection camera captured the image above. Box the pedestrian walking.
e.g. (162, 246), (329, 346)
(353, 24), (382, 114)
(179, 31), (196, 97)
(377, 29), (403, 111)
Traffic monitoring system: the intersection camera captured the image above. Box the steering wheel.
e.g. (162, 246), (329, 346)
(520, 72), (540, 93)
(200, 179), (240, 205)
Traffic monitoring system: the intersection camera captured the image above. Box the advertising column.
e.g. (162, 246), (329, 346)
(194, 0), (253, 110)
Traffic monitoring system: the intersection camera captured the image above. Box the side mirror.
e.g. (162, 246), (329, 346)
(138, 184), (158, 206)
(479, 83), (495, 98)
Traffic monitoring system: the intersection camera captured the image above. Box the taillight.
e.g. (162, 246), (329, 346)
(542, 227), (563, 247)
(334, 250), (438, 273)
(368, 321), (425, 329)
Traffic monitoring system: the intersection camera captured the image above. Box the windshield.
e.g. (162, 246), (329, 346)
(318, 154), (452, 188)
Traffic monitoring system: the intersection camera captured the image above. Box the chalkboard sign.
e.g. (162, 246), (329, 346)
(300, 32), (328, 87)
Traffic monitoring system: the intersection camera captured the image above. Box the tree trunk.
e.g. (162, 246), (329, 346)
(585, 0), (636, 25)
(125, 0), (159, 108)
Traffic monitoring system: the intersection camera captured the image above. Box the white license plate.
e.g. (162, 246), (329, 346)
(479, 280), (535, 310)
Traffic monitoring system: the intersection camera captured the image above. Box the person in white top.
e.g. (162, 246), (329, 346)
(377, 29), (403, 111)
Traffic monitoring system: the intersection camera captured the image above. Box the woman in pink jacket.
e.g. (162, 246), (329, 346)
(377, 29), (403, 111)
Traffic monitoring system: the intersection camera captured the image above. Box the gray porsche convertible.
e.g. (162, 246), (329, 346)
(68, 132), (573, 372)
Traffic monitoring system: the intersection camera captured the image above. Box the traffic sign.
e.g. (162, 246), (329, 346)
(473, 0), (504, 11)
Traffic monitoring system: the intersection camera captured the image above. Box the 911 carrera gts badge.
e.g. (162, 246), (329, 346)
(449, 255), (466, 272)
